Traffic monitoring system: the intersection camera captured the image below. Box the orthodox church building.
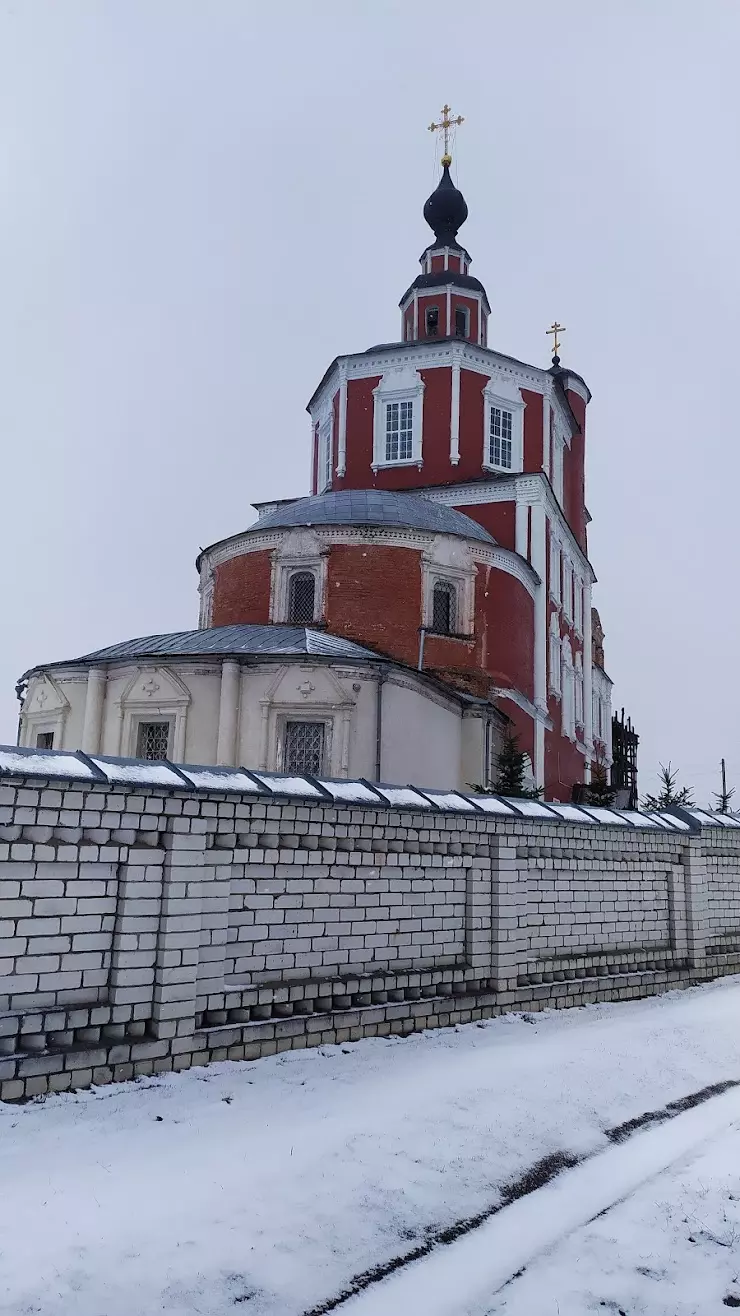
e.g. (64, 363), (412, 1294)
(16, 116), (613, 800)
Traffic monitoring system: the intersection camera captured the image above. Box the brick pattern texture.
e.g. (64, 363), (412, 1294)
(0, 775), (738, 1101)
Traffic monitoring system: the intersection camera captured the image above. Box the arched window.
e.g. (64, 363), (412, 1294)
(432, 580), (456, 635)
(288, 572), (316, 624)
(425, 306), (439, 337)
(454, 306), (469, 338)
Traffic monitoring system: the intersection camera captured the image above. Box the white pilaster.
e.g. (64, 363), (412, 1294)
(450, 359), (461, 465)
(337, 370), (348, 476)
(515, 501), (529, 558)
(413, 291), (419, 340)
(542, 393), (551, 477)
(445, 286), (451, 336)
(216, 660), (240, 765)
(583, 583), (593, 779)
(530, 502), (547, 790)
(80, 667), (106, 755)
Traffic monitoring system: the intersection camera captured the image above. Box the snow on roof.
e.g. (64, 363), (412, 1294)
(317, 779), (384, 804)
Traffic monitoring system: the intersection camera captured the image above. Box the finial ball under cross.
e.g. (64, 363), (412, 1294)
(428, 103), (464, 166)
(546, 321), (566, 362)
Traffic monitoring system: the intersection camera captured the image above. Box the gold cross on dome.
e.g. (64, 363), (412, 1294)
(546, 321), (566, 358)
(428, 103), (464, 166)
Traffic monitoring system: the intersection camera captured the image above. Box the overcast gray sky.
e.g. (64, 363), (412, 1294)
(1, 0), (737, 803)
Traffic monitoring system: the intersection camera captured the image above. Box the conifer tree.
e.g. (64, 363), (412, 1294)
(494, 732), (541, 798)
(586, 760), (616, 807)
(643, 763), (695, 811)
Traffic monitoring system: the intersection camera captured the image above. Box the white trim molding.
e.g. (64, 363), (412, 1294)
(422, 557), (475, 636)
(270, 551), (329, 625)
(371, 366), (425, 470)
(482, 376), (525, 474)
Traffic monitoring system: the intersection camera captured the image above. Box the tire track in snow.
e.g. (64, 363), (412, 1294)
(303, 1079), (740, 1316)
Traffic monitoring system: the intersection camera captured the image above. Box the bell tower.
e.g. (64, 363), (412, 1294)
(399, 105), (490, 347)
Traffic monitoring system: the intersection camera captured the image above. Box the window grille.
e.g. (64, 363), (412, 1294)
(288, 572), (316, 624)
(489, 406), (513, 468)
(283, 721), (325, 776)
(425, 306), (439, 336)
(385, 400), (414, 462)
(432, 581), (456, 634)
(136, 721), (170, 761)
(36, 731), (54, 750)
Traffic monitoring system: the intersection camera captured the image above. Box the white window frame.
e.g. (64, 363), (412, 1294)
(372, 367), (425, 470)
(575, 652), (584, 730)
(453, 305), (470, 339)
(482, 377), (525, 474)
(549, 530), (561, 604)
(561, 638), (575, 741)
(319, 415), (333, 492)
(549, 611), (561, 697)
(423, 562), (475, 637)
(562, 555), (573, 623)
(553, 432), (565, 504)
(271, 554), (327, 625)
(574, 574), (583, 636)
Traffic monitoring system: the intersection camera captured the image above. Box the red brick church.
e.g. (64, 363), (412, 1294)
(200, 114), (613, 798)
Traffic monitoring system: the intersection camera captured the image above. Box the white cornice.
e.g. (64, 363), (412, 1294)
(198, 521), (539, 598)
(309, 341), (555, 420)
(420, 476), (596, 583)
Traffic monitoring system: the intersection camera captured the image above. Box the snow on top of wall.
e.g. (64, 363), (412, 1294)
(467, 795), (517, 815)
(0, 745), (736, 830)
(317, 780), (383, 804)
(90, 758), (187, 787)
(253, 774), (324, 798)
(0, 748), (97, 780)
(419, 790), (478, 811)
(178, 767), (264, 793)
(374, 786), (433, 809)
(546, 803), (598, 824)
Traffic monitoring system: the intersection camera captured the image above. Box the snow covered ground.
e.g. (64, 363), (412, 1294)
(2, 979), (740, 1316)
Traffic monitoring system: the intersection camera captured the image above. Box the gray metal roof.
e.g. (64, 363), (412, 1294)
(24, 625), (387, 674)
(251, 490), (496, 545)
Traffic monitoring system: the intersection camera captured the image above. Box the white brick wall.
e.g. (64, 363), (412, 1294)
(0, 773), (739, 1100)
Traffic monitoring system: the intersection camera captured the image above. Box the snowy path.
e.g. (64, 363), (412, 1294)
(342, 1084), (740, 1315)
(2, 978), (740, 1315)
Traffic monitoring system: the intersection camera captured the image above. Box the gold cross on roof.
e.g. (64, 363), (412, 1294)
(428, 103), (464, 166)
(546, 321), (566, 358)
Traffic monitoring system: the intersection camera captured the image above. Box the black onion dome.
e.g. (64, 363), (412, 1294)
(423, 164), (469, 247)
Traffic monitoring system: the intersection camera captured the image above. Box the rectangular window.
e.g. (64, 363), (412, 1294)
(36, 731), (54, 750)
(385, 400), (414, 462)
(136, 720), (170, 761)
(489, 406), (513, 469)
(454, 306), (469, 338)
(282, 721), (325, 776)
